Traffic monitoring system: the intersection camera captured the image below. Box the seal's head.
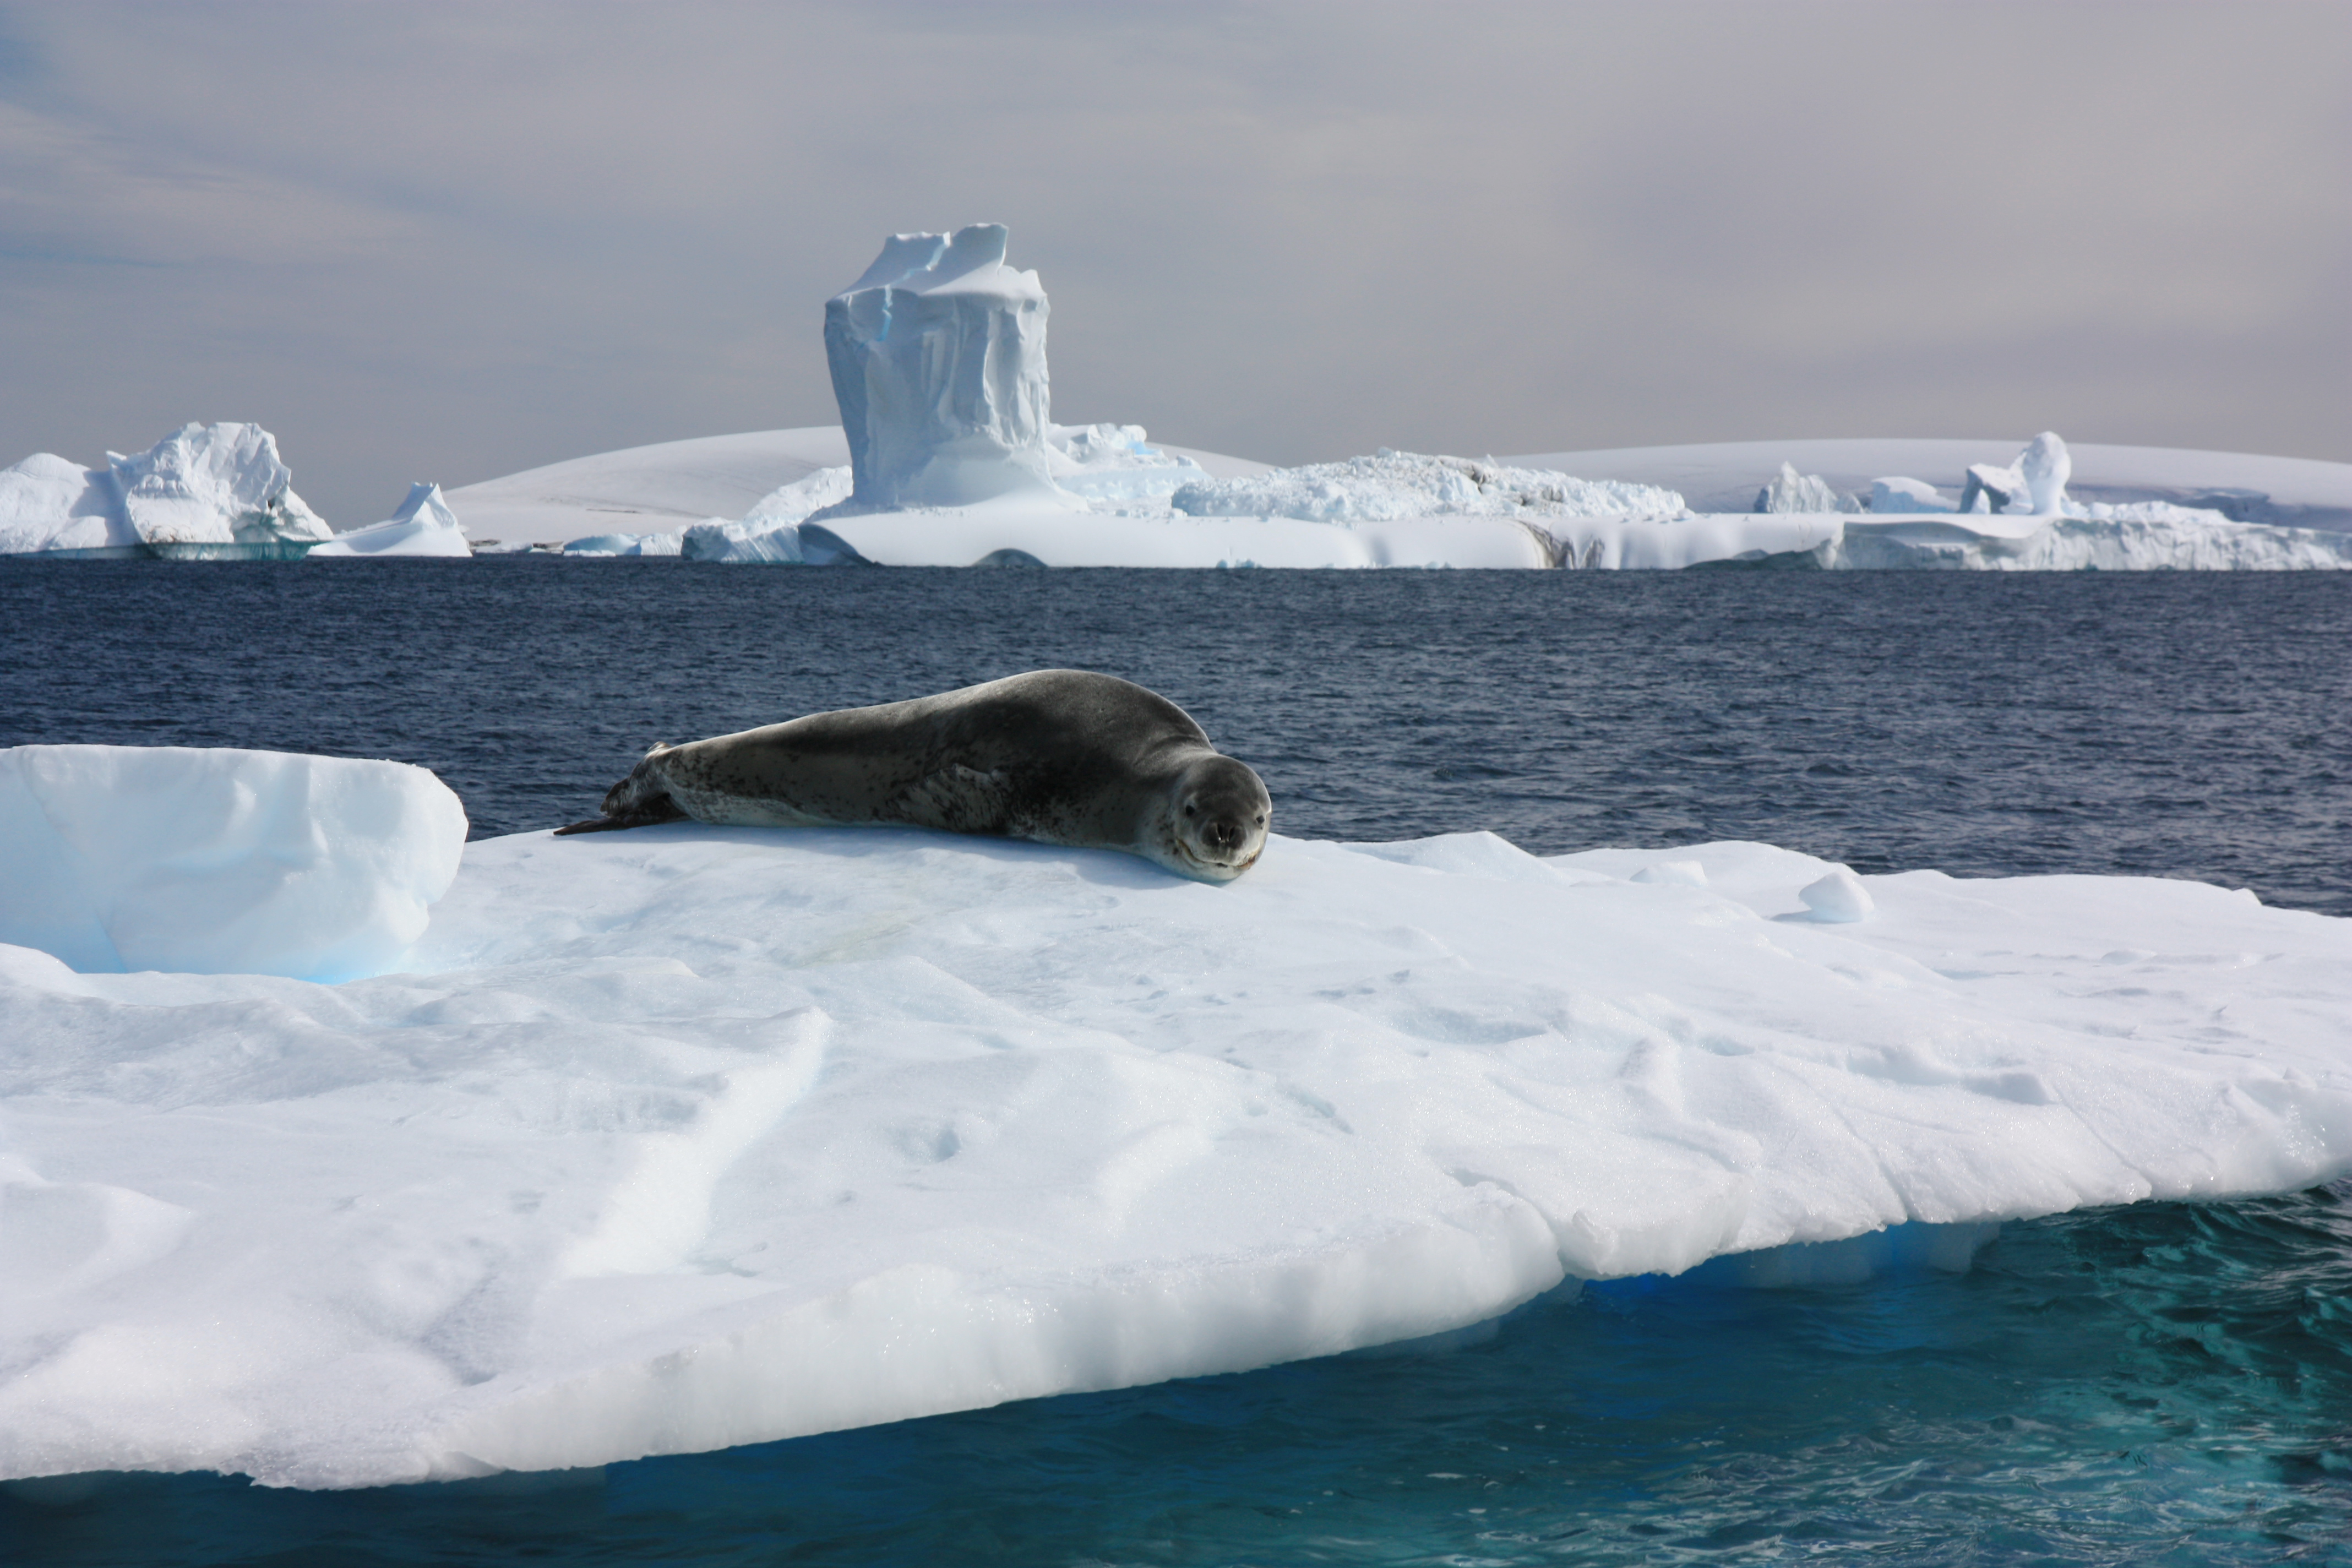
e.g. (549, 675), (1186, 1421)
(1156, 753), (1272, 881)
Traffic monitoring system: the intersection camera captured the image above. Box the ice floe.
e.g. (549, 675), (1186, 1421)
(2, 750), (2347, 1486)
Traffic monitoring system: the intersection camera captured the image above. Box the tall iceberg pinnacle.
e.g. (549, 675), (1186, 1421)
(823, 224), (1065, 510)
(1960, 432), (2073, 516)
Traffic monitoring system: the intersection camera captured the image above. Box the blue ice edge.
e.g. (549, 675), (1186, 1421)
(1351, 1217), (2002, 1359)
(0, 1218), (2007, 1509)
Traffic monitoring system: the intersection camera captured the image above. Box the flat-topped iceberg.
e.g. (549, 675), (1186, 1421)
(0, 745), (465, 982)
(0, 423), (332, 558)
(1, 749), (2346, 1487)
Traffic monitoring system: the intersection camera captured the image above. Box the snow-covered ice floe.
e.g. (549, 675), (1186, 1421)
(0, 424), (332, 559)
(3, 750), (2348, 1487)
(310, 483), (472, 559)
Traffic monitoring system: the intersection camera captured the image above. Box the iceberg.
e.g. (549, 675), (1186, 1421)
(0, 423), (332, 558)
(0, 453), (128, 555)
(1829, 509), (2352, 569)
(1, 751), (2346, 1488)
(680, 518), (872, 565)
(562, 531), (683, 557)
(1958, 432), (2073, 517)
(1870, 475), (1957, 514)
(823, 224), (1070, 511)
(669, 466), (864, 563)
(1754, 462), (1855, 514)
(309, 483), (472, 559)
(0, 745), (466, 982)
(1046, 423), (1206, 503)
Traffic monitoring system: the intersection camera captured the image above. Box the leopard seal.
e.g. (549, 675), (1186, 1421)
(554, 670), (1272, 881)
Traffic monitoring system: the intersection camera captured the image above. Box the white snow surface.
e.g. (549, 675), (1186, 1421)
(1822, 511), (2352, 570)
(1510, 438), (2352, 531)
(0, 746), (466, 982)
(1, 425), (330, 556)
(310, 483), (471, 559)
(823, 225), (1066, 510)
(1172, 449), (1686, 524)
(439, 429), (856, 547)
(2, 769), (2348, 1488)
(442, 428), (1264, 548)
(1045, 423), (1207, 503)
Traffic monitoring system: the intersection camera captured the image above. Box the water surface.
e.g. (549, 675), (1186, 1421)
(3, 560), (2348, 1565)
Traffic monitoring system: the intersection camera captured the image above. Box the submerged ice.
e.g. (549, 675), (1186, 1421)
(1, 749), (2348, 1488)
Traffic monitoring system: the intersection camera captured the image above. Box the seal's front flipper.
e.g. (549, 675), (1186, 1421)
(901, 764), (1014, 835)
(554, 816), (633, 836)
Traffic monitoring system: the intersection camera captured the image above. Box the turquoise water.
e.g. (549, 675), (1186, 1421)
(4, 563), (2349, 1562)
(10, 1187), (2351, 1564)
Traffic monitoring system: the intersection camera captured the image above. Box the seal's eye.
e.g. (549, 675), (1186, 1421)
(1183, 803), (1196, 816)
(1254, 814), (1266, 825)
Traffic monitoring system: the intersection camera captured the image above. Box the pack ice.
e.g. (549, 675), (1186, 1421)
(3, 749), (2348, 1488)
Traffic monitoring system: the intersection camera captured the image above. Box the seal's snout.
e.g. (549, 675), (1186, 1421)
(1169, 754), (1273, 879)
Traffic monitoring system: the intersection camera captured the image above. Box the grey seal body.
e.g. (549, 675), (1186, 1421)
(557, 670), (1271, 881)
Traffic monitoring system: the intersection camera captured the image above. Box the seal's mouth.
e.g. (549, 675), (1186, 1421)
(1173, 836), (1262, 879)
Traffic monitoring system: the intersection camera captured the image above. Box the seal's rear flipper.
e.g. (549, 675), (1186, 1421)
(554, 792), (689, 836)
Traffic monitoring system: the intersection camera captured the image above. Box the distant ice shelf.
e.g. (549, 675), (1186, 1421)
(3, 745), (2349, 1487)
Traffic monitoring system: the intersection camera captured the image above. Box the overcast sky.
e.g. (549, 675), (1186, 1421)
(3, 1), (2346, 523)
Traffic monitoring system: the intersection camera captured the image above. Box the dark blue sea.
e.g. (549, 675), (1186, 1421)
(4, 560), (2350, 1566)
